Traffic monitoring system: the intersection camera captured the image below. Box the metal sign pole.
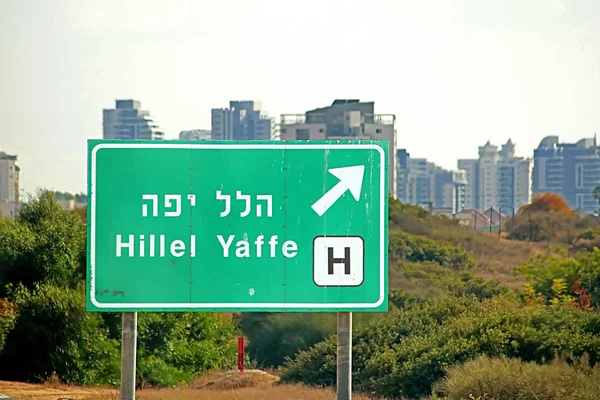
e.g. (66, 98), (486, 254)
(337, 312), (352, 400)
(120, 312), (138, 400)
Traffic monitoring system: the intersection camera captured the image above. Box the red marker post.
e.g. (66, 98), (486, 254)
(237, 336), (245, 373)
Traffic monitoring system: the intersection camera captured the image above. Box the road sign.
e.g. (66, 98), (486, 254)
(86, 140), (388, 312)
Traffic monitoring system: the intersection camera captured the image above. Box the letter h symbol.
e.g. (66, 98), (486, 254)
(327, 247), (351, 275)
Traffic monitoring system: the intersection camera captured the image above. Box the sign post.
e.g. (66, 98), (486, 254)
(120, 312), (137, 400)
(337, 312), (352, 399)
(87, 140), (388, 399)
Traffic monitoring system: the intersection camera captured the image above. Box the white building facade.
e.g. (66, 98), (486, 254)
(0, 150), (20, 217)
(103, 99), (165, 140)
(458, 139), (531, 212)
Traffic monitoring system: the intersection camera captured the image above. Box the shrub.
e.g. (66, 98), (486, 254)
(400, 262), (505, 300)
(515, 247), (600, 308)
(0, 190), (86, 292)
(239, 311), (385, 369)
(432, 355), (600, 400)
(389, 232), (475, 270)
(137, 312), (239, 382)
(0, 283), (120, 385)
(519, 193), (574, 215)
(0, 298), (16, 353)
(280, 295), (600, 399)
(240, 313), (336, 369)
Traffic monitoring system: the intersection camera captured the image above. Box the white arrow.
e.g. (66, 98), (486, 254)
(311, 165), (365, 216)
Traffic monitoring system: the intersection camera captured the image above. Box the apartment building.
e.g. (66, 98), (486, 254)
(280, 99), (397, 198)
(459, 139), (531, 212)
(211, 100), (276, 141)
(533, 135), (600, 213)
(0, 150), (20, 217)
(398, 149), (467, 213)
(103, 99), (165, 140)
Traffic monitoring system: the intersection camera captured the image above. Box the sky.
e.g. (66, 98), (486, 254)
(1, 0), (600, 194)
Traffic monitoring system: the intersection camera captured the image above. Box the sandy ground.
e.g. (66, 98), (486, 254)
(0, 371), (373, 400)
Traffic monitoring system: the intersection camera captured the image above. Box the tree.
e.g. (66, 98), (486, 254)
(0, 190), (86, 292)
(519, 193), (574, 215)
(593, 185), (600, 208)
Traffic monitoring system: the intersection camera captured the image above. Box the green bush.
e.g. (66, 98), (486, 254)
(432, 355), (600, 400)
(0, 298), (16, 353)
(400, 262), (505, 300)
(239, 311), (386, 369)
(388, 290), (426, 309)
(137, 355), (192, 389)
(515, 247), (600, 308)
(0, 190), (86, 292)
(0, 283), (120, 385)
(389, 231), (475, 270)
(137, 312), (239, 379)
(280, 295), (600, 399)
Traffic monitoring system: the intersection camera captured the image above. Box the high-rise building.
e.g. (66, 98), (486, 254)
(458, 139), (531, 212)
(397, 149), (466, 214)
(533, 135), (600, 213)
(280, 99), (397, 198)
(0, 149), (20, 217)
(179, 129), (211, 141)
(497, 139), (531, 212)
(457, 159), (479, 210)
(211, 100), (275, 141)
(103, 99), (165, 140)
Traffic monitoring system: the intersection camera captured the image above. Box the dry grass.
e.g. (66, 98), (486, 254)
(0, 375), (375, 400)
(190, 369), (279, 390)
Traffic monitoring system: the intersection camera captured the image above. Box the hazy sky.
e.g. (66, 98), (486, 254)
(1, 0), (599, 194)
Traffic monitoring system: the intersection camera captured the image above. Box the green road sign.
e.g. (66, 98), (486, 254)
(86, 140), (388, 312)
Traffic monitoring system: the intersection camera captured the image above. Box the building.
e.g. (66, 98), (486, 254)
(497, 140), (531, 212)
(458, 139), (531, 212)
(397, 149), (467, 213)
(280, 99), (397, 198)
(103, 99), (165, 140)
(0, 150), (20, 217)
(455, 209), (491, 230)
(533, 135), (600, 213)
(457, 159), (479, 210)
(54, 192), (88, 211)
(179, 129), (211, 141)
(211, 100), (276, 141)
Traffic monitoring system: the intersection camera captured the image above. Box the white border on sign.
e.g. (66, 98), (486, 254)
(90, 143), (386, 309)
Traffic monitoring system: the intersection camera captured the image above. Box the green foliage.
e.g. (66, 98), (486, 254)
(388, 290), (426, 309)
(389, 232), (475, 270)
(576, 228), (599, 241)
(239, 311), (386, 369)
(0, 191), (240, 388)
(0, 298), (16, 353)
(137, 356), (192, 388)
(400, 262), (505, 300)
(280, 295), (600, 399)
(0, 283), (120, 385)
(0, 190), (86, 292)
(432, 355), (600, 400)
(137, 312), (239, 379)
(240, 313), (336, 369)
(515, 248), (600, 307)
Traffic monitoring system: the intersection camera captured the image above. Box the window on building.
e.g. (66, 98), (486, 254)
(576, 194), (585, 210)
(296, 129), (310, 140)
(319, 128), (324, 133)
(576, 164), (584, 189)
(376, 129), (382, 134)
(281, 129), (286, 134)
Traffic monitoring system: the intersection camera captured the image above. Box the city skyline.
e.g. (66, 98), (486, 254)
(4, 95), (600, 198)
(2, 0), (600, 194)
